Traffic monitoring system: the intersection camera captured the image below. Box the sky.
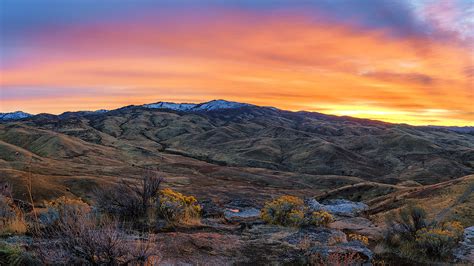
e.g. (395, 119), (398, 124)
(0, 0), (473, 126)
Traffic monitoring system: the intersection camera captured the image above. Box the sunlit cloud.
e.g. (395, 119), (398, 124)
(0, 1), (472, 126)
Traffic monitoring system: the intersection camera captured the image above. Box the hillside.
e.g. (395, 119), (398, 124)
(0, 101), (473, 203)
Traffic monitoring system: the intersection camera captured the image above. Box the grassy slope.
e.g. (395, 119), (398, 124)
(367, 175), (474, 226)
(0, 108), (473, 210)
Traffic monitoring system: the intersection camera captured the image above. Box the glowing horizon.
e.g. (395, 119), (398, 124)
(1, 1), (473, 126)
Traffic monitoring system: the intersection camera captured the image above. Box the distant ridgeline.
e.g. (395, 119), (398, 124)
(1, 100), (472, 135)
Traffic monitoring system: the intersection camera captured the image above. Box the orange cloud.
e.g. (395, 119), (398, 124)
(1, 12), (472, 125)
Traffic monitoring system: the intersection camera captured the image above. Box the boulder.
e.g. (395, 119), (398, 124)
(306, 198), (325, 211)
(241, 224), (373, 264)
(283, 226), (348, 246)
(224, 208), (260, 221)
(454, 226), (474, 263)
(307, 198), (368, 217)
(239, 224), (304, 264)
(307, 240), (373, 262)
(330, 217), (383, 240)
(322, 199), (368, 217)
(223, 198), (261, 223)
(200, 199), (224, 218)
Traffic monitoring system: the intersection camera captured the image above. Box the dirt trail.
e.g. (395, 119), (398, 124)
(435, 181), (474, 222)
(362, 175), (473, 215)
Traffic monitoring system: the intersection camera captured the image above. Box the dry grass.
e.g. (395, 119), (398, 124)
(0, 182), (28, 236)
(309, 250), (364, 266)
(0, 218), (28, 236)
(370, 175), (474, 227)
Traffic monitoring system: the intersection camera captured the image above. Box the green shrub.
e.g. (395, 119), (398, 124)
(261, 195), (306, 227)
(158, 188), (201, 225)
(415, 221), (464, 259)
(385, 205), (428, 246)
(384, 205), (465, 262)
(0, 243), (37, 266)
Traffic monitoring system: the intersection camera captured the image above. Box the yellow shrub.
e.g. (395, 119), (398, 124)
(441, 221), (464, 238)
(414, 221), (464, 259)
(158, 188), (201, 225)
(385, 205), (465, 262)
(287, 209), (305, 227)
(309, 211), (333, 227)
(261, 195), (306, 227)
(39, 196), (91, 228)
(348, 233), (369, 245)
(45, 196), (90, 217)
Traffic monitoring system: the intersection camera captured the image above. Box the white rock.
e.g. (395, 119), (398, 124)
(454, 226), (474, 263)
(307, 199), (368, 217)
(322, 199), (368, 217)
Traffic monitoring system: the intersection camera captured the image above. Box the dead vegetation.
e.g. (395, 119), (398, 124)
(36, 215), (156, 265)
(94, 171), (163, 223)
(0, 174), (471, 265)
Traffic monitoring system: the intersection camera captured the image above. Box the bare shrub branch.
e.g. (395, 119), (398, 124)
(94, 170), (163, 220)
(36, 213), (158, 265)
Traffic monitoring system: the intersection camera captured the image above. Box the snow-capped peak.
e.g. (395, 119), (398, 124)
(94, 109), (109, 114)
(142, 100), (252, 112)
(143, 102), (197, 111)
(0, 111), (32, 120)
(193, 100), (251, 111)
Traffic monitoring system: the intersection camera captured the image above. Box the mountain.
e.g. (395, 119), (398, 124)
(426, 126), (474, 134)
(192, 99), (252, 111)
(143, 99), (252, 112)
(57, 109), (109, 119)
(0, 111), (32, 120)
(0, 100), (472, 203)
(143, 102), (197, 111)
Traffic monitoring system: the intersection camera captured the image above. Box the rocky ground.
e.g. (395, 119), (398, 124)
(128, 199), (376, 264)
(2, 196), (473, 265)
(0, 199), (377, 264)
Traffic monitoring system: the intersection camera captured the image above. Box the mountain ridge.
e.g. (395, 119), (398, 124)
(1, 99), (473, 133)
(0, 99), (473, 206)
(0, 111), (32, 120)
